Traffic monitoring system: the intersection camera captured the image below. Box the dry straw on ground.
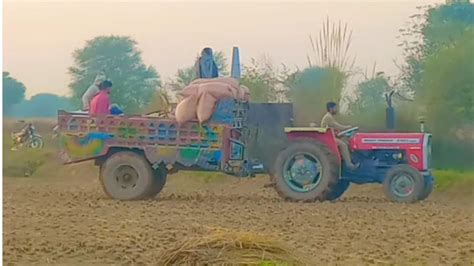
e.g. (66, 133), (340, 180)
(157, 227), (307, 265)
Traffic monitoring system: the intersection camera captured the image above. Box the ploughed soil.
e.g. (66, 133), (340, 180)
(3, 161), (474, 265)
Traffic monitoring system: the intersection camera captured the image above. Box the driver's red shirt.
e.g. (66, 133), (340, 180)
(89, 91), (110, 116)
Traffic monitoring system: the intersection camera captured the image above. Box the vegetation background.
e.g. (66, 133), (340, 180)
(3, 1), (473, 172)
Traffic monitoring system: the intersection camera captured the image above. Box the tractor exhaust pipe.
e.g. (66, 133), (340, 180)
(385, 90), (396, 131)
(385, 89), (418, 132)
(386, 106), (395, 131)
(418, 116), (426, 133)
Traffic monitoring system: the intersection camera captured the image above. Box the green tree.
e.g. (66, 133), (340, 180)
(214, 51), (229, 76)
(241, 56), (296, 103)
(420, 29), (474, 169)
(240, 56), (292, 103)
(396, 2), (474, 168)
(68, 36), (160, 113)
(351, 73), (392, 115)
(289, 67), (346, 125)
(166, 67), (196, 93)
(420, 29), (474, 129)
(3, 72), (26, 115)
(9, 93), (72, 118)
(397, 2), (474, 91)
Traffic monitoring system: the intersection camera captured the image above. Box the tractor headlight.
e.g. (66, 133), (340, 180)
(392, 153), (403, 160)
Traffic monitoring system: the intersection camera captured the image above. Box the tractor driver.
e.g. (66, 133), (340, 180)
(321, 102), (359, 170)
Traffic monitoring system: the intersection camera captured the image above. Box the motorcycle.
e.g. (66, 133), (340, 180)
(11, 121), (44, 150)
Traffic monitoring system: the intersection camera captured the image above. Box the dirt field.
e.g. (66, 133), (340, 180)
(3, 119), (474, 265)
(3, 162), (474, 265)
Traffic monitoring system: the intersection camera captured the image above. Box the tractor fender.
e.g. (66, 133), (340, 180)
(285, 129), (341, 161)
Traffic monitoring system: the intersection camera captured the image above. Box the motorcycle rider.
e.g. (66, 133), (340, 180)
(11, 123), (31, 151)
(321, 102), (359, 170)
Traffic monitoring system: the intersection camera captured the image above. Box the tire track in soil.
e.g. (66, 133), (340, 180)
(3, 174), (474, 265)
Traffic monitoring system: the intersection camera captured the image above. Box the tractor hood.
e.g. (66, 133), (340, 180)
(350, 133), (427, 149)
(350, 132), (432, 171)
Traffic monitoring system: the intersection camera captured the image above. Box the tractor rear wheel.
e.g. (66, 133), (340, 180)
(272, 140), (340, 202)
(326, 179), (350, 201)
(383, 164), (424, 203)
(100, 151), (155, 200)
(147, 166), (168, 198)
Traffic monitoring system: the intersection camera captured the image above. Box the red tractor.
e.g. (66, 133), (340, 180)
(56, 103), (433, 203)
(271, 125), (433, 203)
(55, 46), (433, 203)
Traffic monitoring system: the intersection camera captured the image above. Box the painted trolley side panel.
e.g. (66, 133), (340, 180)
(58, 100), (249, 171)
(58, 113), (228, 169)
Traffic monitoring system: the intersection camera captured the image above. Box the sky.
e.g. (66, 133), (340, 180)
(4, 0), (444, 98)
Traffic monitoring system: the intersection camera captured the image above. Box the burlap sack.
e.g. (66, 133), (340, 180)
(191, 77), (239, 89)
(175, 94), (198, 124)
(231, 85), (243, 99)
(197, 91), (217, 123)
(198, 82), (234, 99)
(180, 84), (200, 98)
(240, 85), (250, 101)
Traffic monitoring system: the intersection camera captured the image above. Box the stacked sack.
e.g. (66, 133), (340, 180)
(175, 77), (250, 124)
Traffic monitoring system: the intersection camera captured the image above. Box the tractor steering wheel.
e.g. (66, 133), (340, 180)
(337, 126), (359, 138)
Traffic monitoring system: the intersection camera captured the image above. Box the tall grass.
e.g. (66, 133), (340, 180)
(308, 17), (356, 72)
(290, 67), (346, 125)
(290, 17), (356, 126)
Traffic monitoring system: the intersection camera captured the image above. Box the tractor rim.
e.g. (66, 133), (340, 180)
(114, 165), (139, 190)
(391, 173), (415, 198)
(283, 152), (322, 192)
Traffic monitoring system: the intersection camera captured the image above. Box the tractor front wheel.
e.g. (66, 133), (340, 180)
(272, 140), (340, 202)
(383, 164), (425, 203)
(418, 174), (433, 201)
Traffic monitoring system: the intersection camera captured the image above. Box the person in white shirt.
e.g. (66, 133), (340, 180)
(81, 72), (106, 111)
